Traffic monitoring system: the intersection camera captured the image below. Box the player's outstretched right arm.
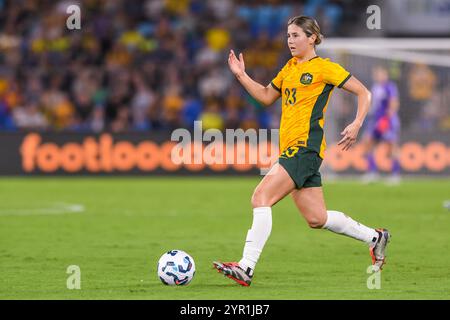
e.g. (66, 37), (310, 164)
(228, 49), (280, 106)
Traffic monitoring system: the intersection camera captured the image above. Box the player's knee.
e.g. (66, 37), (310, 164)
(306, 215), (327, 229)
(251, 189), (271, 208)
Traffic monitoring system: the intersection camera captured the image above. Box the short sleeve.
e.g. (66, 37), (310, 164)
(323, 61), (351, 88)
(270, 64), (287, 93)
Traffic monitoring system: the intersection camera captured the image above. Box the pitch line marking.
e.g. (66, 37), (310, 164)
(0, 202), (85, 216)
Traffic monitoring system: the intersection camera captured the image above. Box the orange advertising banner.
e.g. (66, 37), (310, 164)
(0, 132), (448, 175)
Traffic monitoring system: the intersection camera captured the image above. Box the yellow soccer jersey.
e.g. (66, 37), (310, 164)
(271, 56), (351, 158)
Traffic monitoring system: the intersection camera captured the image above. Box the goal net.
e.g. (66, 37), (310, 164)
(317, 38), (450, 175)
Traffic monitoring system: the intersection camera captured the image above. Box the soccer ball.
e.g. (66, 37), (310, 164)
(157, 250), (196, 286)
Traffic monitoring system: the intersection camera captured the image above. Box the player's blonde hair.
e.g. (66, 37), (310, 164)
(287, 15), (323, 46)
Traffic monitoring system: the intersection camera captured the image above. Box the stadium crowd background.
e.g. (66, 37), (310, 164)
(0, 0), (448, 135)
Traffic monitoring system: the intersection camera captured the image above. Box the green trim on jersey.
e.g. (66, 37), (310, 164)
(306, 83), (334, 154)
(338, 73), (352, 88)
(270, 81), (281, 93)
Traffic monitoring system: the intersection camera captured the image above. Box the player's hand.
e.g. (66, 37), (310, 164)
(338, 121), (362, 151)
(228, 49), (245, 77)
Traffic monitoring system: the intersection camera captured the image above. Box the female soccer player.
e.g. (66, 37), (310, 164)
(361, 65), (401, 184)
(213, 16), (390, 286)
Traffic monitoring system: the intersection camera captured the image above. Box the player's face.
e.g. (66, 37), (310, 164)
(373, 67), (388, 83)
(287, 24), (314, 57)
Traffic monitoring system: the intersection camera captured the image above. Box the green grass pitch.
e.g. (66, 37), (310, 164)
(0, 177), (449, 299)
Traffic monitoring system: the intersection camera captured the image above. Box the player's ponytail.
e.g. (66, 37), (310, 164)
(287, 16), (323, 46)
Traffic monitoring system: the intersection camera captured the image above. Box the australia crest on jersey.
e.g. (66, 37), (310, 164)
(300, 73), (313, 85)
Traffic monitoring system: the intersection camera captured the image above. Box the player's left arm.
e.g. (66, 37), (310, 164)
(338, 76), (372, 151)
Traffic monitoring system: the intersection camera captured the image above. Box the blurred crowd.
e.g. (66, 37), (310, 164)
(1, 0), (448, 135)
(0, 0), (351, 132)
